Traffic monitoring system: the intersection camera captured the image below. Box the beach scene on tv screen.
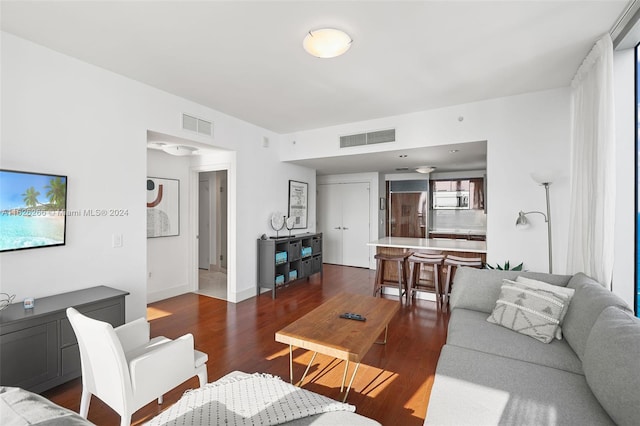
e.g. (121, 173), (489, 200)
(0, 170), (66, 251)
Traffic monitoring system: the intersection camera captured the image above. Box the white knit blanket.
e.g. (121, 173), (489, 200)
(145, 372), (356, 426)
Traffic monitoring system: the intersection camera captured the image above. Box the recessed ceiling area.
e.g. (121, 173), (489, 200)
(289, 141), (487, 176)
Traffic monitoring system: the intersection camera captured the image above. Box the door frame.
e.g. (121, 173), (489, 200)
(188, 161), (237, 301)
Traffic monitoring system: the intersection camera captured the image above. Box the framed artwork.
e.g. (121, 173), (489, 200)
(146, 177), (179, 237)
(288, 180), (308, 229)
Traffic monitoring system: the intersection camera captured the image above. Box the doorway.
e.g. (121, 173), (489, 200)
(197, 170), (228, 300)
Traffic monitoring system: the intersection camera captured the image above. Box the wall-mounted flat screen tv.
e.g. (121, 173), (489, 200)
(0, 169), (67, 252)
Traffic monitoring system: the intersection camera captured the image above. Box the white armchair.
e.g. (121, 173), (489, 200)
(66, 307), (208, 426)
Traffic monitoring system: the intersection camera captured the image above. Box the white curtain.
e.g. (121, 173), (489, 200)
(566, 34), (616, 288)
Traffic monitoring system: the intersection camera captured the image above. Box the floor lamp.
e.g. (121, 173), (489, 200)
(515, 181), (553, 273)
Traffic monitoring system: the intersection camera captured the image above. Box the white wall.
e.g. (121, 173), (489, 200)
(281, 88), (572, 274)
(612, 48), (635, 308)
(146, 149), (191, 302)
(0, 32), (316, 318)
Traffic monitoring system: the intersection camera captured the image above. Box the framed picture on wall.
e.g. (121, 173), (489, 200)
(147, 177), (179, 237)
(288, 180), (308, 229)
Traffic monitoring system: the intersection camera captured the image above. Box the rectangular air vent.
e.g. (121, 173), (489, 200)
(182, 113), (213, 137)
(340, 128), (395, 148)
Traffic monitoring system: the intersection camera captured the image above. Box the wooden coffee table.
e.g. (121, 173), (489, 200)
(275, 292), (400, 401)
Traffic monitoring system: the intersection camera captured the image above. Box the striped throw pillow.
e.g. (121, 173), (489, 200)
(487, 279), (570, 343)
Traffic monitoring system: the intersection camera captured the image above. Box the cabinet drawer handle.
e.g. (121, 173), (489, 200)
(334, 226), (342, 230)
(342, 227), (349, 230)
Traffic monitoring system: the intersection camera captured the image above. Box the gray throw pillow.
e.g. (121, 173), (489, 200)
(487, 279), (571, 343)
(583, 306), (640, 426)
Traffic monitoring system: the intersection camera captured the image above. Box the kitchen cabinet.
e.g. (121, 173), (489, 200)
(432, 180), (470, 191)
(429, 232), (486, 241)
(431, 178), (484, 210)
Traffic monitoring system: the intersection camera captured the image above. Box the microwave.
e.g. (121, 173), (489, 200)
(433, 191), (470, 209)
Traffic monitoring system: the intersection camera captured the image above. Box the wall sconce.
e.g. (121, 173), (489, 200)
(516, 180), (553, 273)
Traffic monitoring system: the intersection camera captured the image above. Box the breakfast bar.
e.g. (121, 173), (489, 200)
(368, 236), (487, 257)
(368, 237), (487, 298)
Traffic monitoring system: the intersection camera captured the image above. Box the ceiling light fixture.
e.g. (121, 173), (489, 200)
(161, 145), (199, 156)
(147, 142), (167, 149)
(415, 166), (436, 174)
(303, 28), (352, 58)
(449, 149), (459, 154)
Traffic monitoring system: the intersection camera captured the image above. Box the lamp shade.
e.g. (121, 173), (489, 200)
(303, 28), (352, 58)
(515, 211), (529, 227)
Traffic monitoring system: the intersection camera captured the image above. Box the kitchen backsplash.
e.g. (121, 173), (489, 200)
(430, 209), (487, 231)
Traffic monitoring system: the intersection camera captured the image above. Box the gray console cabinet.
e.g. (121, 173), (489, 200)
(0, 285), (128, 393)
(258, 232), (322, 298)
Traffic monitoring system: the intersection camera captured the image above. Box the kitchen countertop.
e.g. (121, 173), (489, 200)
(368, 237), (487, 253)
(429, 228), (487, 236)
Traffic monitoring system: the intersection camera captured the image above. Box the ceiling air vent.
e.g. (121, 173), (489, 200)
(340, 128), (395, 148)
(182, 113), (213, 137)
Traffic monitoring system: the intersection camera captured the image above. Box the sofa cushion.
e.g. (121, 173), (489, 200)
(487, 279), (570, 343)
(447, 309), (583, 374)
(425, 345), (614, 426)
(562, 273), (632, 360)
(449, 267), (571, 314)
(583, 307), (640, 426)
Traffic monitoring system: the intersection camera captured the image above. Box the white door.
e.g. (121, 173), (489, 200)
(198, 180), (210, 269)
(317, 182), (370, 267)
(317, 184), (343, 264)
(341, 182), (370, 268)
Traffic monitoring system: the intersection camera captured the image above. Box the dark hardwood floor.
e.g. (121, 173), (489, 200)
(43, 264), (449, 425)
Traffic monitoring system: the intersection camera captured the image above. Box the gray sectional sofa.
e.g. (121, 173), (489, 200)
(425, 268), (640, 426)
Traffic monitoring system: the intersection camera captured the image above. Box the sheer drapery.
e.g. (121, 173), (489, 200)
(567, 34), (616, 288)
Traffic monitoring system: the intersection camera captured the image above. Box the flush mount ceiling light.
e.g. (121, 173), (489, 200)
(161, 145), (199, 156)
(147, 142), (167, 149)
(415, 166), (436, 174)
(303, 28), (352, 58)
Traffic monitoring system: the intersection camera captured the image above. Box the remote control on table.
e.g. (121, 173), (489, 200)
(340, 312), (366, 321)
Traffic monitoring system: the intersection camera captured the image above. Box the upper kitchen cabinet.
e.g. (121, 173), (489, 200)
(432, 180), (470, 192)
(430, 178), (484, 210)
(469, 178), (485, 210)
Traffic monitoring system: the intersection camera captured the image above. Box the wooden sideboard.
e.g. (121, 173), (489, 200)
(0, 285), (128, 393)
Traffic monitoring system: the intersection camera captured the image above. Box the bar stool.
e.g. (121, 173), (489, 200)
(373, 252), (413, 303)
(407, 253), (445, 306)
(442, 255), (483, 306)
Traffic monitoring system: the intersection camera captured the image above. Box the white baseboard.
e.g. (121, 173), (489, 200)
(233, 286), (258, 303)
(147, 284), (191, 304)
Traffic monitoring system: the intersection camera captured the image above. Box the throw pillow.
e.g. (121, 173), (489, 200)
(487, 279), (571, 343)
(516, 276), (575, 340)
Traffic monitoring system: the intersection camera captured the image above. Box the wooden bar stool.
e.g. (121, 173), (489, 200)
(407, 253), (445, 306)
(373, 252), (413, 303)
(442, 255), (483, 306)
